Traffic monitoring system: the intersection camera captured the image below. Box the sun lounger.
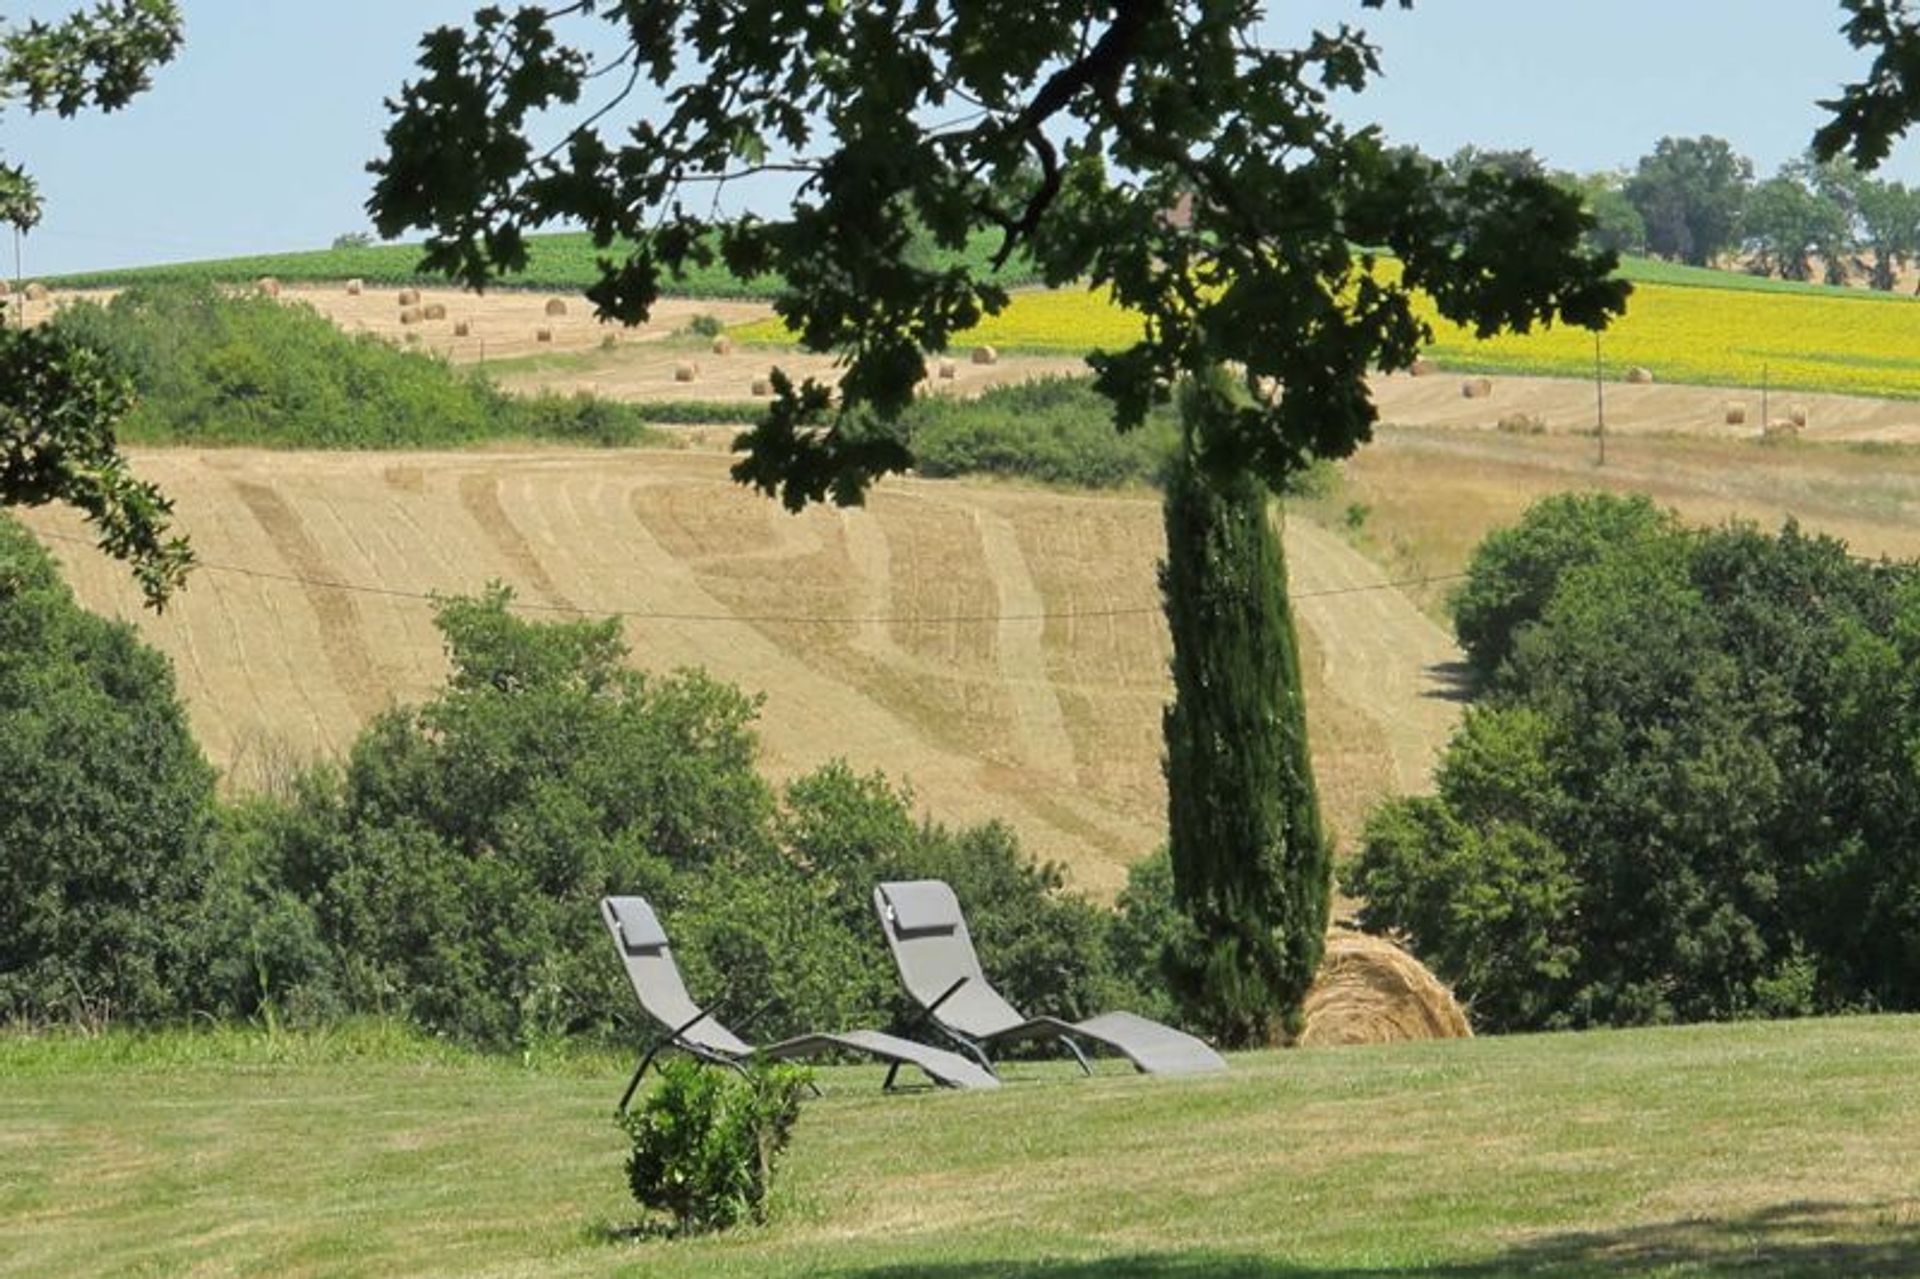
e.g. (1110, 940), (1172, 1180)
(601, 895), (998, 1107)
(872, 878), (1228, 1077)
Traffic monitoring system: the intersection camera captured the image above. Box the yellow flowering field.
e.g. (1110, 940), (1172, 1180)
(736, 277), (1920, 400)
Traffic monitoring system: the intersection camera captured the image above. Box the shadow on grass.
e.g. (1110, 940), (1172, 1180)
(850, 1200), (1920, 1279)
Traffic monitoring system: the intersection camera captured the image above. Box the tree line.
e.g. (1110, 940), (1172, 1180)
(1449, 136), (1920, 288)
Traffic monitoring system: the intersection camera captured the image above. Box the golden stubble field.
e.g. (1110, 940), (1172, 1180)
(35, 283), (1920, 896)
(22, 446), (1460, 897)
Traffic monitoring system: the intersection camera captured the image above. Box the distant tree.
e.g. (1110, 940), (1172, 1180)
(1742, 171), (1849, 282)
(1, 2), (190, 605)
(1624, 135), (1754, 266)
(1850, 172), (1920, 289)
(1554, 170), (1648, 258)
(1444, 145), (1546, 183)
(330, 230), (374, 251)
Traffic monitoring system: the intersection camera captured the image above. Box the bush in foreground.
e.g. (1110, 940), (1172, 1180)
(619, 1058), (810, 1234)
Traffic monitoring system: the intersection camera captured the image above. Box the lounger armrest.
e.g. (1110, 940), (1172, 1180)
(668, 1004), (717, 1039)
(926, 975), (970, 1016)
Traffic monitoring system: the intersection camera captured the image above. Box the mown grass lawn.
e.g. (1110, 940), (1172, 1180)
(4, 1016), (1917, 1278)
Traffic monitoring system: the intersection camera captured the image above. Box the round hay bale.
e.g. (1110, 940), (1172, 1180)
(1298, 930), (1472, 1047)
(422, 302), (448, 321)
(1625, 365), (1654, 385)
(1408, 357), (1438, 377)
(24, 282), (50, 301)
(937, 357), (958, 380)
(544, 297), (569, 317)
(1461, 377), (1493, 399)
(256, 276), (282, 298)
(674, 360), (699, 383)
(535, 326), (554, 343)
(346, 278), (364, 296)
(710, 334), (734, 356)
(398, 306), (424, 326)
(1790, 404), (1809, 428)
(453, 320), (472, 338)
(971, 344), (998, 366)
(750, 376), (772, 396)
(397, 288), (421, 306)
(1725, 401), (1748, 426)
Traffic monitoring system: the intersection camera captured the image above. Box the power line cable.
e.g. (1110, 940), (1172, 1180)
(30, 528), (1467, 624)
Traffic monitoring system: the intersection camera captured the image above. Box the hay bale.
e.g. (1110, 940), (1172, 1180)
(23, 282), (49, 301)
(1496, 411), (1546, 435)
(399, 306), (424, 326)
(1625, 365), (1654, 385)
(750, 376), (772, 396)
(422, 302), (448, 321)
(1408, 357), (1437, 377)
(256, 276), (282, 298)
(397, 288), (421, 306)
(1790, 404), (1809, 428)
(709, 334), (734, 356)
(544, 297), (569, 317)
(674, 360), (699, 383)
(453, 320), (472, 338)
(1298, 930), (1472, 1047)
(971, 344), (998, 366)
(1461, 377), (1493, 399)
(346, 278), (363, 296)
(535, 326), (554, 343)
(1725, 401), (1748, 426)
(937, 357), (957, 380)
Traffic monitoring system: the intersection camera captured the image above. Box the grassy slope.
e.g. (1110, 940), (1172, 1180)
(4, 1016), (1917, 1278)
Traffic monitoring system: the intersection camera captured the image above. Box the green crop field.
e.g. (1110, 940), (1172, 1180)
(44, 230), (1042, 297)
(4, 1015), (1916, 1278)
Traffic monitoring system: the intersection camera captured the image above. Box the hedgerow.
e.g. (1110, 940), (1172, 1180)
(46, 286), (664, 449)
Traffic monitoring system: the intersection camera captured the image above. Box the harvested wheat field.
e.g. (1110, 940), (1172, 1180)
(21, 448), (1461, 896)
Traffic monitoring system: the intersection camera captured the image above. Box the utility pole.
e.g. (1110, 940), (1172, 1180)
(1594, 331), (1606, 467)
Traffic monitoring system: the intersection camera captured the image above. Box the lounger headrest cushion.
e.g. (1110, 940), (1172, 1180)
(880, 880), (961, 939)
(606, 896), (669, 952)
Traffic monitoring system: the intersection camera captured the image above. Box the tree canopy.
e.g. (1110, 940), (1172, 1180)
(2, 1), (189, 606)
(370, 0), (1627, 507)
(1623, 135), (1752, 267)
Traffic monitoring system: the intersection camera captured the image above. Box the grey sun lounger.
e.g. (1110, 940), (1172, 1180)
(873, 879), (1228, 1077)
(600, 895), (998, 1107)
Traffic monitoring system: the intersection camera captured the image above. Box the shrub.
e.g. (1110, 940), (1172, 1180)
(618, 1058), (810, 1233)
(0, 514), (218, 1025)
(1450, 491), (1674, 683)
(1358, 509), (1920, 1031)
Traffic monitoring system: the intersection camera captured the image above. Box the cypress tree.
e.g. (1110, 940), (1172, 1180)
(1161, 380), (1330, 1046)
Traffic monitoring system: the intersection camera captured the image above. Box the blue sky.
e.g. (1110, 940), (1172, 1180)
(5, 1), (1910, 276)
